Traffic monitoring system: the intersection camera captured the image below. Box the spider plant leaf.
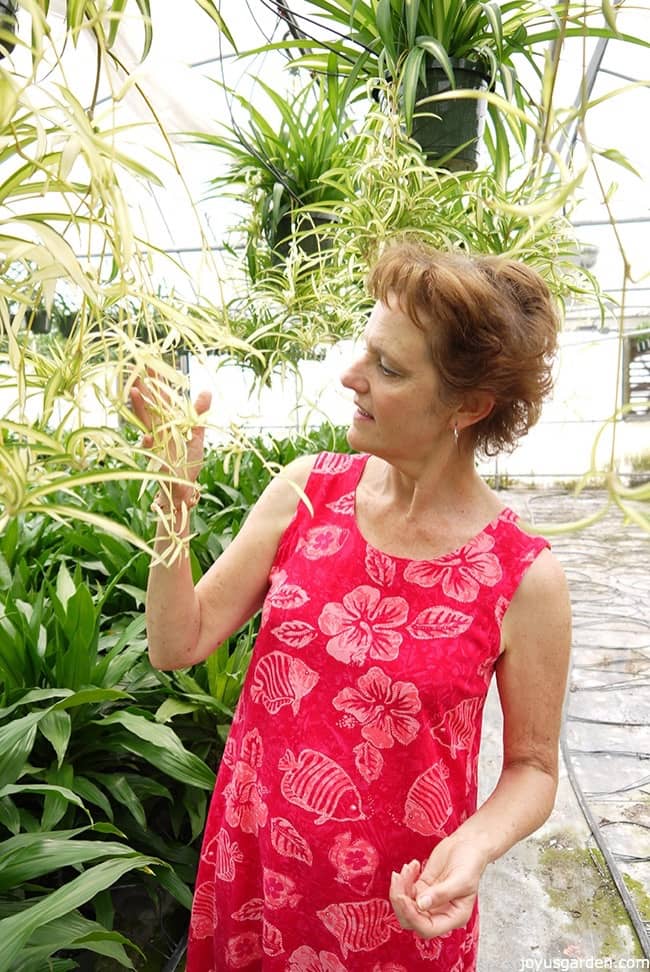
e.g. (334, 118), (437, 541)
(596, 148), (641, 178)
(192, 0), (236, 50)
(404, 0), (421, 49)
(402, 46), (426, 133)
(601, 0), (619, 35)
(481, 0), (504, 60)
(414, 37), (455, 86)
(375, 0), (397, 69)
(105, 0), (128, 50)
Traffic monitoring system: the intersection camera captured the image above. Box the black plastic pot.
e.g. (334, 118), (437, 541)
(411, 57), (489, 171)
(0, 0), (18, 58)
(272, 210), (336, 261)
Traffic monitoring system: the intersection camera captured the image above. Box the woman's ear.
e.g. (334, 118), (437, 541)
(455, 390), (495, 432)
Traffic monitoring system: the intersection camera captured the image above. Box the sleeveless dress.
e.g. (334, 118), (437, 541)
(186, 452), (550, 972)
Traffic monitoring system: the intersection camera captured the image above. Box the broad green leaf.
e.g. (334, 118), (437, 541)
(55, 563), (76, 611)
(155, 698), (198, 723)
(0, 855), (161, 968)
(38, 710), (71, 768)
(12, 911), (136, 970)
(0, 784), (87, 825)
(0, 836), (140, 892)
(113, 733), (215, 791)
(0, 712), (41, 788)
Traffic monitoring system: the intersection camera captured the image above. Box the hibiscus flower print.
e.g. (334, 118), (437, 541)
(332, 667), (421, 748)
(318, 586), (408, 665)
(223, 760), (268, 834)
(403, 532), (502, 602)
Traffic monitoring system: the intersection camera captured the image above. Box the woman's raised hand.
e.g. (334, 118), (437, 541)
(129, 371), (212, 508)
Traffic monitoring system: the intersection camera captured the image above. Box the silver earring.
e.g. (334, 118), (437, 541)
(453, 424), (459, 447)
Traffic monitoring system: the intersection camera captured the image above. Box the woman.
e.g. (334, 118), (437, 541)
(132, 242), (571, 971)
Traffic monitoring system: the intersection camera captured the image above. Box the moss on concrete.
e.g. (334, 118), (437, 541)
(537, 832), (643, 959)
(623, 872), (650, 923)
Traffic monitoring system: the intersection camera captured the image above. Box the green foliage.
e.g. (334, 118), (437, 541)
(0, 424), (350, 968)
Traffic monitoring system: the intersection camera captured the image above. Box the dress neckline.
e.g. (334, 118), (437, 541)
(350, 452), (513, 566)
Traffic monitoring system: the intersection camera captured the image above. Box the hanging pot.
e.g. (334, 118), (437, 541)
(0, 0), (18, 58)
(411, 57), (489, 171)
(272, 210), (336, 261)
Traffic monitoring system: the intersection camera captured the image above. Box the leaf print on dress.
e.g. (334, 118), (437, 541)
(314, 452), (355, 474)
(298, 525), (349, 560)
(327, 490), (356, 516)
(271, 619), (317, 649)
(279, 748), (365, 825)
(318, 585), (408, 665)
(262, 569), (310, 625)
(415, 935), (443, 961)
(224, 760), (268, 835)
(232, 898), (264, 922)
(403, 532), (502, 602)
(353, 741), (384, 783)
(250, 651), (319, 716)
(287, 945), (348, 972)
(403, 761), (453, 836)
(365, 546), (396, 587)
(406, 605), (473, 640)
(328, 831), (379, 893)
(270, 816), (313, 865)
(332, 666), (421, 749)
(263, 867), (301, 909)
(262, 919), (284, 956)
(190, 881), (216, 938)
(240, 727), (264, 770)
(225, 931), (263, 968)
(317, 899), (401, 958)
(431, 697), (482, 757)
(202, 828), (243, 882)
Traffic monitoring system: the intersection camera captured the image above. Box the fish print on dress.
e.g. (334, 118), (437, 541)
(279, 749), (365, 825)
(191, 881), (216, 939)
(202, 828), (243, 882)
(250, 651), (319, 716)
(431, 697), (483, 757)
(186, 451), (551, 972)
(317, 899), (402, 958)
(404, 761), (453, 836)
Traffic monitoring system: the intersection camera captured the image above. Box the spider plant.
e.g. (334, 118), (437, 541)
(192, 75), (364, 260)
(253, 0), (650, 166)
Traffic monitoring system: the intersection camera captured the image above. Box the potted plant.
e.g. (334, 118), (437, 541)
(0, 0), (17, 58)
(258, 0), (648, 170)
(190, 76), (364, 261)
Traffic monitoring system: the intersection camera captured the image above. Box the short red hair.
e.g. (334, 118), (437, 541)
(367, 242), (560, 456)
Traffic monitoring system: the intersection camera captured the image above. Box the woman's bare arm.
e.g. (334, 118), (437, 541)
(146, 455), (315, 670)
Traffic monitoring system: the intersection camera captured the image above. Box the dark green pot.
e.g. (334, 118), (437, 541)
(0, 0), (18, 58)
(411, 57), (489, 171)
(271, 210), (335, 261)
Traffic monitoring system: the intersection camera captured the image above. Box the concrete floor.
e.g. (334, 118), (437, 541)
(477, 489), (649, 972)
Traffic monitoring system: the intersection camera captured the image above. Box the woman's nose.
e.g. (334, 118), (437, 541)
(340, 354), (369, 392)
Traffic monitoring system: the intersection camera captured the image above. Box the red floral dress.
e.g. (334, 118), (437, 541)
(186, 452), (549, 971)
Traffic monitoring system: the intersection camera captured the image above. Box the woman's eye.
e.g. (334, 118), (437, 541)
(379, 361), (398, 376)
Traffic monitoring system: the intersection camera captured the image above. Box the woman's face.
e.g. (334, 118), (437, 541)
(340, 297), (455, 465)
